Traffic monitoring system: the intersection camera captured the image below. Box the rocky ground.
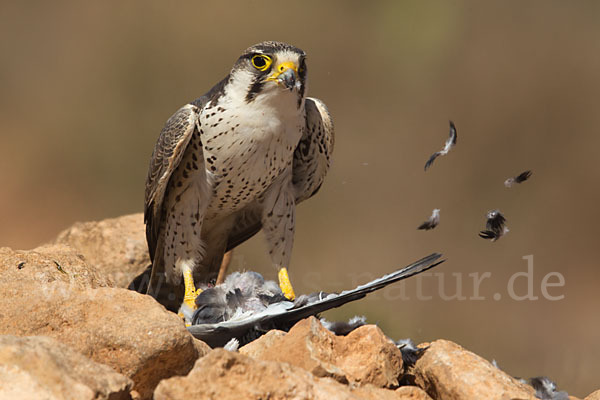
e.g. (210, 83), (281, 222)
(0, 214), (597, 400)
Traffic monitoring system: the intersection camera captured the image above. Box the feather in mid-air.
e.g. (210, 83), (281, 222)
(417, 209), (440, 230)
(504, 170), (532, 187)
(424, 121), (457, 171)
(187, 253), (444, 347)
(479, 209), (509, 241)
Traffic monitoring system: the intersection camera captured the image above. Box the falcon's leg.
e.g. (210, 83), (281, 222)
(262, 179), (296, 300)
(177, 260), (203, 325)
(216, 250), (233, 285)
(278, 266), (295, 300)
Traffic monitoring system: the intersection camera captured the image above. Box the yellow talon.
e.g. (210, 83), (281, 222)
(278, 267), (296, 300)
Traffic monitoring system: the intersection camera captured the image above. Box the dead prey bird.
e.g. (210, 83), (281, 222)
(417, 209), (440, 230)
(424, 121), (457, 171)
(188, 253), (444, 347)
(479, 209), (509, 241)
(504, 170), (532, 187)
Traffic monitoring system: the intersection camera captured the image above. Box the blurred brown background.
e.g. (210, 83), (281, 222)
(1, 0), (599, 396)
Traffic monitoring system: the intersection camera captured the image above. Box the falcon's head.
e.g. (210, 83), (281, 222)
(230, 41), (307, 106)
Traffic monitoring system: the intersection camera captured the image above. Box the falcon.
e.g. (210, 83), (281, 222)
(424, 121), (457, 171)
(143, 41), (334, 319)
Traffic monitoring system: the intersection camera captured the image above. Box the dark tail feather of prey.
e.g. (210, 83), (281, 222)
(270, 253), (444, 326)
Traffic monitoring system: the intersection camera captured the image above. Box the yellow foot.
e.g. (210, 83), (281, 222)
(278, 267), (296, 300)
(180, 264), (202, 326)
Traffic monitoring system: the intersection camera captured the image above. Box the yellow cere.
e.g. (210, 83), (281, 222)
(278, 267), (296, 300)
(267, 61), (298, 81)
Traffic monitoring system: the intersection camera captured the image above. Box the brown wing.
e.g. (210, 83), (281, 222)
(225, 97), (334, 252)
(144, 103), (202, 261)
(292, 97), (335, 203)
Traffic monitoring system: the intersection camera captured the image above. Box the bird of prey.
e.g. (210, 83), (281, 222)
(424, 121), (457, 171)
(188, 253), (444, 347)
(504, 170), (532, 187)
(143, 41), (334, 317)
(479, 209), (509, 241)
(417, 208), (440, 230)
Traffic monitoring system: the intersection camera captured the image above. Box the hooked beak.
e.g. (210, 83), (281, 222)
(266, 61), (299, 91)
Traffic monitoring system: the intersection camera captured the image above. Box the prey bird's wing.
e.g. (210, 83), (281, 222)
(225, 97), (334, 252)
(187, 253), (444, 347)
(277, 253), (443, 322)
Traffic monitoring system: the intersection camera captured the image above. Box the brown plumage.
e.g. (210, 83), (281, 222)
(138, 42), (334, 313)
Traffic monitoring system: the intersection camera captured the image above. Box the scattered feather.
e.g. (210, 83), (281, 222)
(320, 315), (367, 336)
(424, 121), (457, 171)
(529, 376), (569, 400)
(504, 170), (533, 187)
(418, 209), (440, 230)
(479, 209), (509, 241)
(223, 338), (240, 352)
(395, 338), (428, 367)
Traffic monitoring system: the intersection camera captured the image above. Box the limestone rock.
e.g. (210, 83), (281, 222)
(585, 390), (600, 400)
(239, 316), (403, 388)
(352, 385), (433, 400)
(394, 386), (433, 399)
(54, 213), (149, 288)
(412, 339), (537, 400)
(155, 349), (418, 400)
(0, 247), (199, 400)
(0, 335), (132, 400)
(0, 244), (111, 293)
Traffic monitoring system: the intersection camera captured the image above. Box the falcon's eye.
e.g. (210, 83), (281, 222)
(251, 54), (272, 71)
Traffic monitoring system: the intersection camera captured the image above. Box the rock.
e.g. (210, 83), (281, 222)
(54, 213), (149, 288)
(0, 247), (199, 400)
(239, 316), (403, 388)
(192, 337), (212, 358)
(155, 349), (418, 400)
(0, 335), (132, 400)
(352, 385), (433, 400)
(586, 390), (600, 400)
(0, 244), (112, 292)
(394, 387), (433, 400)
(239, 329), (287, 357)
(412, 339), (536, 400)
